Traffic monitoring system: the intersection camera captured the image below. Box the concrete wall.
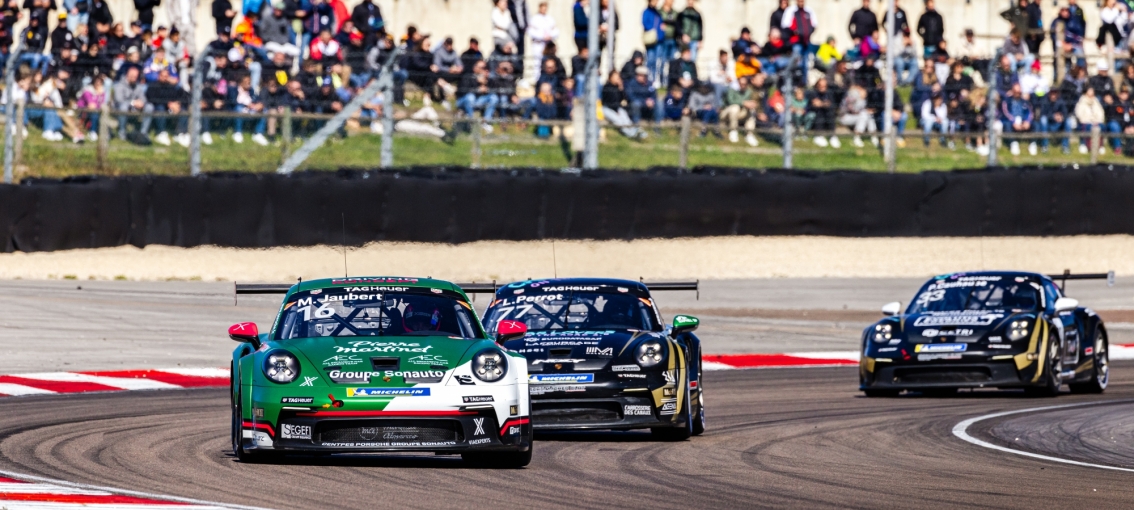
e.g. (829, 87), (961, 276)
(49, 0), (1111, 67)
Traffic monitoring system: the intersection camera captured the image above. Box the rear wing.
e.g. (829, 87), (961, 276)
(1046, 270), (1115, 292)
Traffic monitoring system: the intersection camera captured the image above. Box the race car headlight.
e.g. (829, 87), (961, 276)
(471, 349), (508, 382)
(872, 323), (893, 343)
(1008, 320), (1030, 341)
(636, 341), (665, 368)
(262, 350), (300, 384)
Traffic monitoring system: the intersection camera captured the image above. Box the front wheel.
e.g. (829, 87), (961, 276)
(1070, 331), (1108, 394)
(232, 386), (277, 463)
(692, 356), (706, 436)
(1025, 334), (1063, 398)
(652, 375), (693, 441)
(462, 448), (532, 468)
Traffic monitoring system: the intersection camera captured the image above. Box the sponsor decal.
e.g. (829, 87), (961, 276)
(624, 405), (652, 416)
(408, 354), (449, 366)
(322, 355), (364, 366)
(462, 395), (495, 403)
(281, 424), (312, 440)
(618, 373), (647, 379)
(334, 341), (434, 354)
(586, 347), (613, 356)
(529, 373), (594, 384)
(281, 396), (314, 404)
(299, 376), (318, 387)
(532, 359), (584, 364)
(473, 418), (486, 435)
(877, 347), (898, 352)
(520, 340), (600, 347)
(674, 315), (697, 325)
(663, 371), (676, 384)
(914, 343), (967, 353)
(988, 336), (1004, 343)
(987, 344), (1013, 349)
(541, 285), (600, 292)
(507, 426), (521, 435)
(660, 399), (677, 415)
(663, 387), (676, 397)
(328, 370), (445, 382)
(454, 375), (476, 385)
(921, 328), (975, 337)
(530, 384), (587, 394)
(612, 365), (640, 372)
(913, 313), (1002, 327)
(917, 353), (963, 361)
(346, 387), (431, 397)
(469, 438), (492, 445)
(1085, 347), (1094, 356)
(331, 277), (418, 284)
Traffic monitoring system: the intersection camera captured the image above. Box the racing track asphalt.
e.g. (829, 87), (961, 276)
(1, 363), (1133, 509)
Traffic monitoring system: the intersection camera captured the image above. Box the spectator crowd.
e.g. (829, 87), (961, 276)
(1, 0), (1134, 156)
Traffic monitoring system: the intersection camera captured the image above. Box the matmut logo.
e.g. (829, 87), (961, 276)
(331, 277), (420, 284)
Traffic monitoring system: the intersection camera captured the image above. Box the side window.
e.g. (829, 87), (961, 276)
(1043, 281), (1060, 311)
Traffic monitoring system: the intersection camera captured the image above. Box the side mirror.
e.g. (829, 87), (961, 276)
(1054, 297), (1079, 313)
(229, 322), (260, 348)
(881, 302), (902, 316)
(671, 315), (700, 335)
(495, 320), (528, 343)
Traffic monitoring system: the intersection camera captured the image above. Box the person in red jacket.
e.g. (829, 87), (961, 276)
(779, 0), (816, 89)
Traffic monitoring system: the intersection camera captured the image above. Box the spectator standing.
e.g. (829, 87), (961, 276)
(1024, 0), (1044, 55)
(63, 0), (87, 33)
(134, 0), (160, 32)
(917, 0), (944, 58)
(1097, 0), (1123, 51)
(780, 0), (817, 88)
(572, 0), (588, 52)
(351, 0), (384, 45)
(770, 0), (788, 35)
(492, 0), (516, 51)
(848, 0), (877, 45)
(642, 0), (663, 85)
(882, 0), (910, 51)
(211, 0), (235, 37)
(677, 0), (702, 62)
(507, 0), (529, 60)
(528, 1), (558, 76)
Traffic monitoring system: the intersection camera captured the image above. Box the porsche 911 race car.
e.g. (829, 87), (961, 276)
(229, 277), (533, 467)
(473, 278), (705, 440)
(860, 271), (1112, 397)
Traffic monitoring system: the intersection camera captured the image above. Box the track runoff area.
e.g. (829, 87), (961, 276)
(0, 277), (1133, 507)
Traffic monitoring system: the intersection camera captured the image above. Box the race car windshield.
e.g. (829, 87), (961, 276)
(906, 276), (1041, 313)
(274, 289), (481, 340)
(482, 291), (660, 333)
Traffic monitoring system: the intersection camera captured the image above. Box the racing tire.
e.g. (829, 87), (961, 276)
(691, 356), (706, 436)
(652, 374), (694, 441)
(1070, 331), (1109, 394)
(1025, 334), (1063, 398)
(863, 389), (900, 397)
(461, 448), (532, 469)
(231, 386), (278, 464)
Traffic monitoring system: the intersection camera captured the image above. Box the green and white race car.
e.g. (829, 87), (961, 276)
(229, 277), (533, 467)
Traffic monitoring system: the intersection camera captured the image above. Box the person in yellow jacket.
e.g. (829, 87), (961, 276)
(815, 36), (842, 72)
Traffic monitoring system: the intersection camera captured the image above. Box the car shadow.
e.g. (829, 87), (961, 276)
(222, 451), (523, 469)
(534, 429), (660, 443)
(857, 388), (1065, 399)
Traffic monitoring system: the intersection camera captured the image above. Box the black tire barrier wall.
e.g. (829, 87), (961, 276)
(3, 165), (1134, 253)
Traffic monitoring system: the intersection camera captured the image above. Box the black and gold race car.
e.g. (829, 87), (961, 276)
(470, 278), (705, 440)
(860, 271), (1112, 397)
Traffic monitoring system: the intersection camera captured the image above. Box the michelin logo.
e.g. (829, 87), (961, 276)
(346, 387), (431, 397)
(914, 344), (967, 353)
(529, 373), (594, 384)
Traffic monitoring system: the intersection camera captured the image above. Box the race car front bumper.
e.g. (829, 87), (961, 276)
(241, 408), (532, 453)
(529, 394), (691, 431)
(861, 360), (1034, 390)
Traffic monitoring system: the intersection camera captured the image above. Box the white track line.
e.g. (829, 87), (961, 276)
(0, 383), (56, 396)
(952, 399), (1134, 473)
(0, 469), (273, 510)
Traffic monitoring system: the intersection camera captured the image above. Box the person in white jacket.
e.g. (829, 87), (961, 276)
(492, 0), (517, 51)
(920, 93), (949, 148)
(528, 1), (558, 78)
(1075, 86), (1106, 154)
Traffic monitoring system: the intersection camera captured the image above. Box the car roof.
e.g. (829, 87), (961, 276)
(289, 276), (469, 299)
(496, 278), (652, 298)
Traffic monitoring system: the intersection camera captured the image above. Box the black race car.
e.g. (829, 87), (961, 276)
(860, 271), (1112, 397)
(471, 278), (705, 440)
